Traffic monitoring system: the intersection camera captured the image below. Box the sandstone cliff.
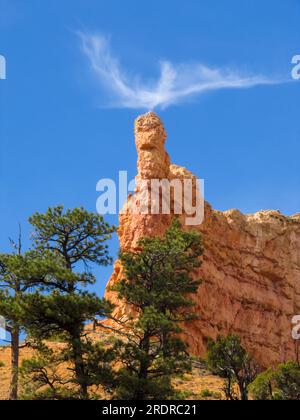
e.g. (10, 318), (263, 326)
(105, 112), (300, 367)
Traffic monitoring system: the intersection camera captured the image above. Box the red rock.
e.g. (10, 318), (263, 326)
(105, 112), (300, 367)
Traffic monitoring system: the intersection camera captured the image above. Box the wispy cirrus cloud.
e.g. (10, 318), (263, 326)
(79, 32), (279, 110)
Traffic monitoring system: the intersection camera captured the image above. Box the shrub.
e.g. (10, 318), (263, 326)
(207, 334), (260, 400)
(250, 361), (300, 400)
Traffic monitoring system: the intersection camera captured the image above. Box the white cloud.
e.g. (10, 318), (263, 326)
(79, 32), (278, 110)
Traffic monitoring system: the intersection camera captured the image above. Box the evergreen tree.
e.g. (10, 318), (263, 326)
(109, 219), (203, 400)
(207, 335), (260, 400)
(249, 361), (300, 400)
(19, 206), (116, 399)
(20, 292), (116, 399)
(20, 339), (116, 400)
(0, 232), (59, 400)
(29, 206), (114, 274)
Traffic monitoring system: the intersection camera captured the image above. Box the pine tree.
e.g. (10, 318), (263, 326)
(20, 292), (116, 399)
(109, 219), (203, 400)
(207, 335), (260, 400)
(29, 206), (115, 274)
(249, 361), (300, 400)
(0, 231), (58, 400)
(18, 206), (116, 399)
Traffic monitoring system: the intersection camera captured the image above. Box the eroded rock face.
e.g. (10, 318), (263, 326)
(105, 112), (300, 367)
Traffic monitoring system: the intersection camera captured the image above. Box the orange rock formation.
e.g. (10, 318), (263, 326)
(105, 112), (300, 367)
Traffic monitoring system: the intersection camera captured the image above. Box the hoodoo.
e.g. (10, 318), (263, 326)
(105, 112), (300, 367)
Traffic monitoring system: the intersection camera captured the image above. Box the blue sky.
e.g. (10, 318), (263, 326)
(0, 0), (299, 297)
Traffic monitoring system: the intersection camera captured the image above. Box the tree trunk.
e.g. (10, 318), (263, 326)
(9, 327), (20, 400)
(295, 340), (300, 366)
(238, 379), (248, 401)
(72, 336), (88, 399)
(135, 336), (150, 400)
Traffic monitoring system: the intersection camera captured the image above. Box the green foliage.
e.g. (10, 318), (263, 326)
(248, 368), (275, 400)
(117, 219), (202, 316)
(200, 388), (222, 399)
(20, 339), (116, 400)
(0, 247), (55, 400)
(18, 206), (116, 399)
(111, 219), (203, 400)
(207, 335), (259, 400)
(2, 209), (206, 401)
(20, 345), (71, 400)
(250, 361), (300, 400)
(29, 206), (115, 269)
(200, 388), (213, 398)
(0, 250), (68, 324)
(275, 361), (300, 400)
(20, 291), (113, 340)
